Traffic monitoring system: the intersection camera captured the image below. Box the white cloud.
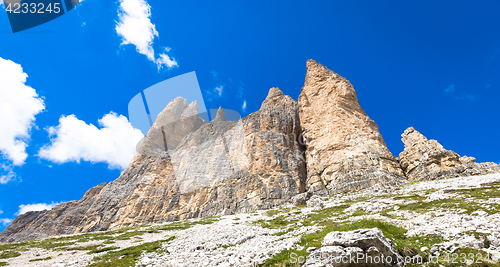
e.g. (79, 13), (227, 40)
(38, 112), (144, 170)
(0, 165), (16, 184)
(0, 57), (45, 166)
(116, 0), (177, 69)
(15, 203), (58, 216)
(0, 218), (12, 226)
(241, 100), (247, 112)
(214, 85), (224, 97)
(156, 51), (178, 69)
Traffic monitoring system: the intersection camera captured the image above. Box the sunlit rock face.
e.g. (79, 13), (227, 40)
(399, 127), (500, 181)
(2, 60), (498, 244)
(0, 88), (306, 243)
(298, 59), (405, 194)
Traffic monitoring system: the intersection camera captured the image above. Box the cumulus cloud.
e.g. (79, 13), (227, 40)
(38, 113), (144, 170)
(0, 57), (45, 166)
(15, 203), (58, 216)
(116, 0), (177, 69)
(0, 57), (45, 184)
(0, 218), (12, 226)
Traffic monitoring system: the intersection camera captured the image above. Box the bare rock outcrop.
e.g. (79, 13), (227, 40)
(304, 228), (404, 267)
(298, 60), (405, 194)
(399, 127), (500, 181)
(0, 88), (306, 243)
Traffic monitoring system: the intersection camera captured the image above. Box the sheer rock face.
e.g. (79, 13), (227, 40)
(298, 60), (405, 194)
(0, 88), (305, 243)
(399, 127), (500, 181)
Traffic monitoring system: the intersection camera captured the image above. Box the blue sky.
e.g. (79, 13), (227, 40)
(0, 1), (500, 231)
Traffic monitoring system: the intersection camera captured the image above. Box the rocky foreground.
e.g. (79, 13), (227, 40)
(1, 172), (500, 266)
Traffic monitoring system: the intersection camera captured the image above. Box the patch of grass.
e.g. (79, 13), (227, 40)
(392, 194), (426, 201)
(87, 246), (120, 254)
(457, 184), (500, 200)
(397, 195), (500, 215)
(0, 251), (21, 259)
(150, 216), (219, 232)
(29, 256), (51, 262)
(302, 204), (349, 226)
(0, 242), (30, 252)
(0, 261), (7, 266)
(89, 239), (169, 267)
(266, 207), (293, 217)
(350, 207), (369, 217)
(463, 231), (491, 248)
(273, 227), (295, 237)
(260, 247), (305, 267)
(253, 216), (296, 229)
(233, 218), (241, 221)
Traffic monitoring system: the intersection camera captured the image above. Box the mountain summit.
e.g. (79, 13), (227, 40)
(1, 60), (498, 244)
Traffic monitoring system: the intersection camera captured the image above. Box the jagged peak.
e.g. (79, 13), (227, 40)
(181, 100), (200, 118)
(260, 87), (296, 110)
(266, 87), (284, 100)
(401, 127), (429, 148)
(213, 107), (226, 122)
(305, 59), (353, 88)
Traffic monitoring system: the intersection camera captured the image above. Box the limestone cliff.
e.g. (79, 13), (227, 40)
(0, 88), (305, 243)
(399, 127), (500, 181)
(298, 60), (405, 194)
(2, 60), (499, 244)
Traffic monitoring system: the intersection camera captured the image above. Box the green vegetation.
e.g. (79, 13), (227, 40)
(0, 251), (20, 259)
(261, 219), (450, 267)
(395, 184), (500, 215)
(29, 256), (52, 262)
(0, 261), (7, 266)
(89, 236), (175, 267)
(302, 205), (349, 226)
(273, 227), (295, 237)
(87, 246), (120, 254)
(253, 216), (297, 229)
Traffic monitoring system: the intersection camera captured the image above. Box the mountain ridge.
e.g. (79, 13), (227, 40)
(1, 60), (499, 244)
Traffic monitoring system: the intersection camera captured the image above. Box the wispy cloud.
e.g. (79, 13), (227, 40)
(205, 70), (225, 101)
(116, 0), (178, 70)
(241, 100), (247, 112)
(0, 165), (16, 184)
(15, 203), (59, 216)
(38, 112), (144, 170)
(0, 218), (12, 227)
(443, 84), (475, 101)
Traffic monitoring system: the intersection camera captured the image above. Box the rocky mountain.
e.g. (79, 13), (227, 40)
(1, 60), (498, 244)
(399, 126), (500, 181)
(298, 60), (405, 194)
